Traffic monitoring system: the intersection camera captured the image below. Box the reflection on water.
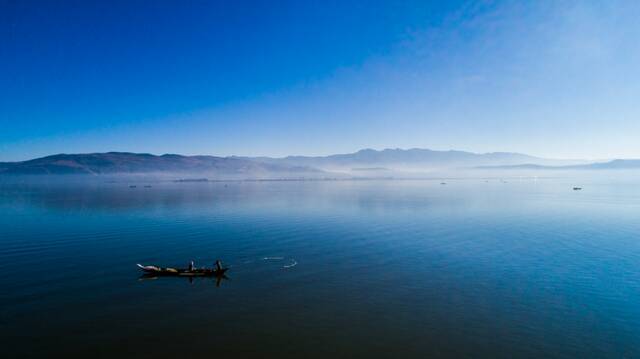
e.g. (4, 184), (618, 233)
(138, 273), (229, 287)
(1, 177), (640, 358)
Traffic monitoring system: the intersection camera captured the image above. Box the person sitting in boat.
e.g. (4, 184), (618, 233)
(215, 260), (223, 271)
(188, 260), (195, 271)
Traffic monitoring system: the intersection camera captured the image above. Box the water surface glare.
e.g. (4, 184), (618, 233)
(1, 179), (640, 358)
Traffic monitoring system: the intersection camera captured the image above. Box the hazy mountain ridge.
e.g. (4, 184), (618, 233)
(0, 152), (320, 176)
(480, 159), (640, 170)
(1, 149), (636, 177)
(241, 148), (586, 170)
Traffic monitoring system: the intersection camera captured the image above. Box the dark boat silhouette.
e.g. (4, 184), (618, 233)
(137, 263), (228, 277)
(573, 187), (582, 190)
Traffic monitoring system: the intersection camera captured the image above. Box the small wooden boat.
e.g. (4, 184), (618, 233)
(573, 187), (582, 191)
(137, 263), (228, 277)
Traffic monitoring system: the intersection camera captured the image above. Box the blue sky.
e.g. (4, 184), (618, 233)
(1, 0), (639, 161)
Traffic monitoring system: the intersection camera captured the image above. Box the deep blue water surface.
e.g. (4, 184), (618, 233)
(1, 178), (640, 358)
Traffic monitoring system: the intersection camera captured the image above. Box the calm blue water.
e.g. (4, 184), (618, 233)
(1, 177), (640, 358)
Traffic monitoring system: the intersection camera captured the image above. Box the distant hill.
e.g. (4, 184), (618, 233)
(241, 148), (585, 171)
(0, 152), (320, 176)
(478, 159), (640, 170)
(583, 159), (640, 169)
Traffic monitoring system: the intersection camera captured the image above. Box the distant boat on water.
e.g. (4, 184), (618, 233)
(573, 187), (582, 191)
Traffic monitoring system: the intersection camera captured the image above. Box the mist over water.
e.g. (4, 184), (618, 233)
(2, 175), (640, 358)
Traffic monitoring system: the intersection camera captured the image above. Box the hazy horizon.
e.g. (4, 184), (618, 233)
(4, 147), (638, 180)
(0, 146), (616, 164)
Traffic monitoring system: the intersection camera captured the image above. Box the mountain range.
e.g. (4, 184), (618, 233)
(0, 152), (318, 176)
(237, 148), (584, 170)
(0, 149), (637, 177)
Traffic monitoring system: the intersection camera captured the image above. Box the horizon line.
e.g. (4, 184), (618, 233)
(0, 147), (620, 164)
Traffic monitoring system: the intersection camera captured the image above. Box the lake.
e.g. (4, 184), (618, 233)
(1, 177), (640, 358)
